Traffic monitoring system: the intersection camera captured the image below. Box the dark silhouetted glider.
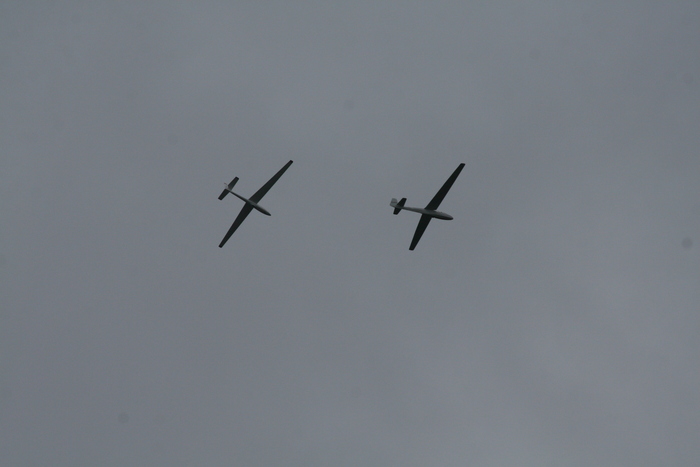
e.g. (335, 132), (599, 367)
(218, 160), (293, 248)
(390, 163), (465, 250)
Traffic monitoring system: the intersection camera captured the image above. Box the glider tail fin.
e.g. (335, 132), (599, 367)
(391, 197), (407, 215)
(218, 177), (239, 200)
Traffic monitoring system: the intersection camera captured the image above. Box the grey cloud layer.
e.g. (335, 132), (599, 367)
(1, 2), (699, 466)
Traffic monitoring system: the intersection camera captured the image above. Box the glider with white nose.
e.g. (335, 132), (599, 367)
(390, 163), (465, 250)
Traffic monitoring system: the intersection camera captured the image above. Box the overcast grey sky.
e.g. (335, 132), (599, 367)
(2, 2), (700, 466)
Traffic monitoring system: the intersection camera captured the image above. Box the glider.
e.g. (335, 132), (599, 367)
(390, 163), (465, 250)
(217, 160), (293, 248)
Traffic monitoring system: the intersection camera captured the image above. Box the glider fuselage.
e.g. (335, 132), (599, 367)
(396, 205), (453, 220)
(229, 190), (271, 216)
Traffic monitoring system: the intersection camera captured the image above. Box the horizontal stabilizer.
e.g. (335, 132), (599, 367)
(393, 197), (406, 215)
(218, 177), (239, 200)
